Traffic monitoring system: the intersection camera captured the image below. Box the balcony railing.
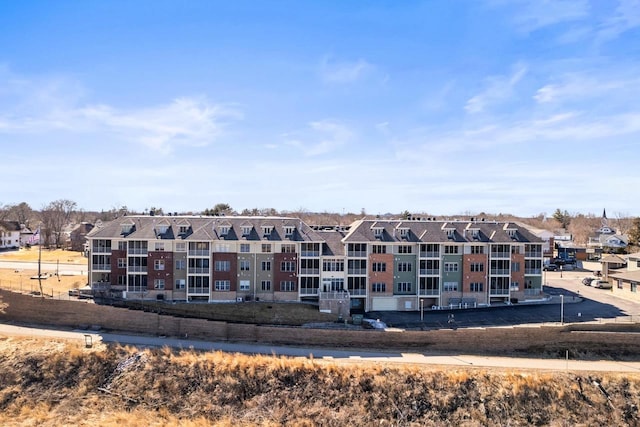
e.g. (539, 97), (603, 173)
(129, 248), (148, 255)
(420, 269), (439, 275)
(420, 251), (440, 258)
(300, 251), (320, 257)
(524, 288), (541, 296)
(188, 250), (209, 257)
(128, 266), (147, 273)
(491, 251), (510, 258)
(348, 288), (367, 296)
(489, 287), (510, 296)
(490, 269), (510, 275)
(188, 267), (209, 274)
(187, 286), (210, 295)
(300, 268), (319, 275)
(92, 264), (111, 271)
(419, 289), (439, 296)
(299, 287), (319, 295)
(525, 252), (542, 258)
(348, 269), (367, 275)
(347, 251), (367, 257)
(525, 268), (541, 275)
(92, 246), (111, 254)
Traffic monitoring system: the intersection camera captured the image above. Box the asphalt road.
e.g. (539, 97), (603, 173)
(1, 323), (639, 372)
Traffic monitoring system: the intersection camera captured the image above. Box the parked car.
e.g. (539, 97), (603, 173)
(590, 279), (612, 289)
(543, 264), (558, 271)
(582, 277), (595, 285)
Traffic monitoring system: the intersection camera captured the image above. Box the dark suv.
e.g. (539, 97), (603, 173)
(543, 263), (558, 271)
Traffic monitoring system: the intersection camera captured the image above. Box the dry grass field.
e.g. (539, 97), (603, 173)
(0, 248), (87, 297)
(0, 335), (638, 426)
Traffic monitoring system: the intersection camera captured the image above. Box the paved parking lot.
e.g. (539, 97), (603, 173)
(368, 268), (640, 330)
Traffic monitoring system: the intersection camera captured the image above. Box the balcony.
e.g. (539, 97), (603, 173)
(524, 288), (541, 296)
(128, 266), (147, 273)
(91, 264), (111, 271)
(525, 252), (542, 258)
(490, 269), (510, 275)
(348, 269), (367, 275)
(348, 288), (367, 296)
(188, 267), (210, 274)
(419, 269), (439, 275)
(300, 268), (319, 275)
(187, 286), (210, 295)
(489, 287), (510, 296)
(419, 289), (439, 296)
(129, 248), (148, 255)
(525, 268), (542, 275)
(300, 251), (320, 257)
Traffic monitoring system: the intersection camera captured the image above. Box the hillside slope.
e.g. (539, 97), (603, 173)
(1, 336), (639, 426)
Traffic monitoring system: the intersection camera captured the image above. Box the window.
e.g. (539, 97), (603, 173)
(323, 259), (344, 271)
(215, 260), (231, 271)
(154, 279), (165, 289)
(281, 261), (296, 272)
(261, 244), (272, 253)
(348, 259), (367, 274)
(219, 226), (229, 236)
(397, 245), (412, 254)
(372, 227), (383, 237)
(262, 226), (273, 237)
(398, 228), (408, 237)
(154, 259), (165, 271)
(118, 241), (127, 251)
(240, 244), (250, 253)
(118, 275), (126, 286)
(280, 281), (295, 292)
(242, 226), (252, 236)
(240, 260), (250, 271)
(372, 282), (386, 293)
(175, 279), (185, 289)
(470, 262), (483, 272)
(444, 245), (459, 254)
(175, 242), (186, 252)
(178, 225), (189, 234)
(443, 282), (458, 292)
(398, 282), (412, 292)
(214, 280), (231, 291)
(239, 280), (250, 291)
(261, 261), (271, 271)
(470, 282), (483, 292)
(118, 258), (126, 268)
(510, 282), (520, 291)
(155, 242), (164, 251)
(372, 245), (386, 254)
(284, 226), (295, 236)
(470, 245), (484, 254)
(512, 262), (520, 272)
(281, 244), (296, 253)
(444, 262), (459, 272)
(397, 262), (412, 272)
(215, 243), (230, 253)
(175, 259), (186, 270)
(372, 262), (386, 272)
(261, 280), (271, 291)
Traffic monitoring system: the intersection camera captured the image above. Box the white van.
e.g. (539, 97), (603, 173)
(590, 279), (612, 289)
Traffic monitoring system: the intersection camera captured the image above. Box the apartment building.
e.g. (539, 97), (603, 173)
(86, 215), (545, 313)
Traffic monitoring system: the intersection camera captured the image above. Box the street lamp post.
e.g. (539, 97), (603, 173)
(560, 294), (564, 325)
(420, 299), (424, 321)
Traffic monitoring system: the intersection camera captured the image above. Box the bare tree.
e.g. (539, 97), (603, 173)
(7, 202), (34, 228)
(39, 199), (77, 248)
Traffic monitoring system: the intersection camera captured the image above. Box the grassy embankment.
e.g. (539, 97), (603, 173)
(0, 335), (638, 426)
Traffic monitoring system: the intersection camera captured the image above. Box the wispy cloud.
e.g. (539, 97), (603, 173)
(0, 69), (241, 153)
(596, 0), (640, 43)
(319, 56), (372, 83)
(534, 72), (640, 104)
(489, 0), (589, 33)
(284, 119), (354, 156)
(465, 63), (528, 114)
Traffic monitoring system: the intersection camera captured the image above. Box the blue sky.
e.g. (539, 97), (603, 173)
(1, 0), (639, 217)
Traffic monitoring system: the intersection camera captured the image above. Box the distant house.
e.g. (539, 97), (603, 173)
(69, 222), (94, 252)
(607, 252), (640, 302)
(587, 209), (628, 255)
(0, 221), (21, 250)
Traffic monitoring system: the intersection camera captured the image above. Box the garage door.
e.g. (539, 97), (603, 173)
(371, 297), (397, 311)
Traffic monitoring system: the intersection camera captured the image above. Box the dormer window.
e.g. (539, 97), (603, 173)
(398, 228), (409, 237)
(121, 224), (134, 234)
(242, 226), (252, 237)
(178, 225), (189, 234)
(219, 226), (230, 236)
(446, 229), (455, 239)
(262, 226), (273, 237)
(284, 226), (295, 237)
(156, 225), (168, 234)
(507, 229), (517, 239)
(372, 227), (383, 237)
